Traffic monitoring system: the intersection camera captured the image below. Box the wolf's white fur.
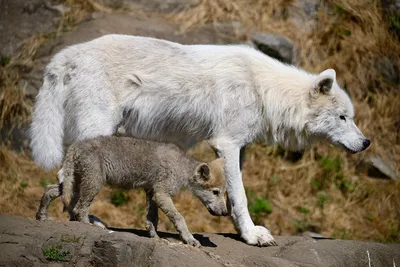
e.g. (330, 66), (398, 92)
(30, 34), (369, 246)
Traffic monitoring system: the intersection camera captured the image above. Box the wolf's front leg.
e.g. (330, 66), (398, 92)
(211, 140), (277, 247)
(153, 192), (200, 247)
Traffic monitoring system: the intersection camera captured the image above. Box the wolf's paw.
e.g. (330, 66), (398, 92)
(184, 237), (201, 247)
(242, 226), (277, 247)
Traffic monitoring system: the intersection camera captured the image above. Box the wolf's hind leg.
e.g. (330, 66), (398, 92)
(36, 184), (62, 221)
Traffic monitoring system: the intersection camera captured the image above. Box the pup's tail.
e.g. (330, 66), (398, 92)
(30, 66), (66, 171)
(61, 148), (75, 209)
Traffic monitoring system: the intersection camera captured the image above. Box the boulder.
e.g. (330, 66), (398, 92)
(0, 214), (399, 267)
(96, 0), (199, 13)
(0, 0), (63, 58)
(249, 32), (294, 64)
(360, 156), (398, 180)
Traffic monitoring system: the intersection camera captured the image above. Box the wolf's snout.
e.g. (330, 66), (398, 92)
(363, 139), (371, 150)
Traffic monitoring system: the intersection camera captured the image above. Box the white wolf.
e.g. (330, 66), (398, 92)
(30, 34), (370, 246)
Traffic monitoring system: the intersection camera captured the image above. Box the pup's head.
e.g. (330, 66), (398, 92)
(190, 158), (228, 216)
(306, 69), (370, 153)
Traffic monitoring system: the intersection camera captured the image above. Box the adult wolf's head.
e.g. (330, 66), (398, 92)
(306, 69), (370, 153)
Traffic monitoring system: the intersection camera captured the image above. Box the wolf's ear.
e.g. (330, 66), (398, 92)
(314, 69), (335, 94)
(196, 163), (210, 181)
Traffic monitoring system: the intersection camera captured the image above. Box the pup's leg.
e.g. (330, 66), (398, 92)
(153, 192), (200, 247)
(146, 191), (159, 238)
(210, 139), (276, 247)
(36, 184), (61, 221)
(70, 169), (103, 224)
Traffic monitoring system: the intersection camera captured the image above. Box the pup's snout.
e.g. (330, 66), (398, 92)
(362, 139), (371, 150)
(207, 204), (228, 216)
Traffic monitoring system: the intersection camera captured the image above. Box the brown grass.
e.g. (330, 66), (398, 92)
(0, 0), (398, 242)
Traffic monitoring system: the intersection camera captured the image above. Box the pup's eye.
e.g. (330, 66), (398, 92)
(212, 189), (220, 196)
(339, 115), (346, 121)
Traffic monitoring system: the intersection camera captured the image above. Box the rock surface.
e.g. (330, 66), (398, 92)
(360, 156), (398, 180)
(0, 0), (63, 58)
(97, 0), (199, 13)
(249, 32), (294, 64)
(0, 214), (399, 267)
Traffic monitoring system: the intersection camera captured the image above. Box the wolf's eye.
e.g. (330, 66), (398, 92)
(339, 115), (346, 121)
(212, 189), (220, 196)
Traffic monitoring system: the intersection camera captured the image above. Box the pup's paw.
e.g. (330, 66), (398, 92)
(88, 214), (107, 229)
(242, 226), (277, 247)
(36, 214), (51, 221)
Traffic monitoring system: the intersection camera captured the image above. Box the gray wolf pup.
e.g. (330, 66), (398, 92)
(36, 136), (227, 247)
(30, 34), (370, 246)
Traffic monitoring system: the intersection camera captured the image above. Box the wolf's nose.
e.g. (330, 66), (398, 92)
(363, 139), (371, 149)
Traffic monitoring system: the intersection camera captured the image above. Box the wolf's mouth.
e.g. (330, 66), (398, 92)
(338, 142), (357, 154)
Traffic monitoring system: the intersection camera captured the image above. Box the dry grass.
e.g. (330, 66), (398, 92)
(0, 0), (399, 243)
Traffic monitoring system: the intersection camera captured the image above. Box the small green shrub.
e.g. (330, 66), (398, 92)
(297, 206), (310, 215)
(293, 219), (310, 233)
(0, 56), (10, 66)
(19, 182), (28, 190)
(42, 245), (70, 261)
(317, 193), (329, 209)
(110, 190), (130, 206)
(247, 191), (272, 224)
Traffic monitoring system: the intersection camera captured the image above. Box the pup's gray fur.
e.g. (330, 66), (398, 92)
(36, 136), (227, 247)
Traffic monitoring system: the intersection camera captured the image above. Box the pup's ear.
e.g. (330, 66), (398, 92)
(196, 163), (210, 181)
(313, 69), (335, 94)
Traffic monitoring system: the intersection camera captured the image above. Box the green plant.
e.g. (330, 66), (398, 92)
(389, 11), (400, 38)
(40, 177), (56, 188)
(42, 245), (70, 261)
(318, 156), (355, 194)
(110, 190), (130, 206)
(0, 56), (10, 66)
(19, 182), (28, 190)
(317, 193), (329, 209)
(61, 234), (80, 243)
(247, 191), (272, 223)
(297, 206), (310, 215)
(293, 219), (310, 233)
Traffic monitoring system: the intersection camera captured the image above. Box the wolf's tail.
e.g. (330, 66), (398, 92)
(61, 148), (76, 209)
(30, 66), (66, 171)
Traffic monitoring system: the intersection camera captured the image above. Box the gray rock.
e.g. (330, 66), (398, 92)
(96, 0), (199, 13)
(250, 32), (294, 64)
(0, 214), (399, 267)
(286, 0), (321, 32)
(0, 0), (62, 58)
(362, 156), (398, 180)
(375, 57), (400, 86)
